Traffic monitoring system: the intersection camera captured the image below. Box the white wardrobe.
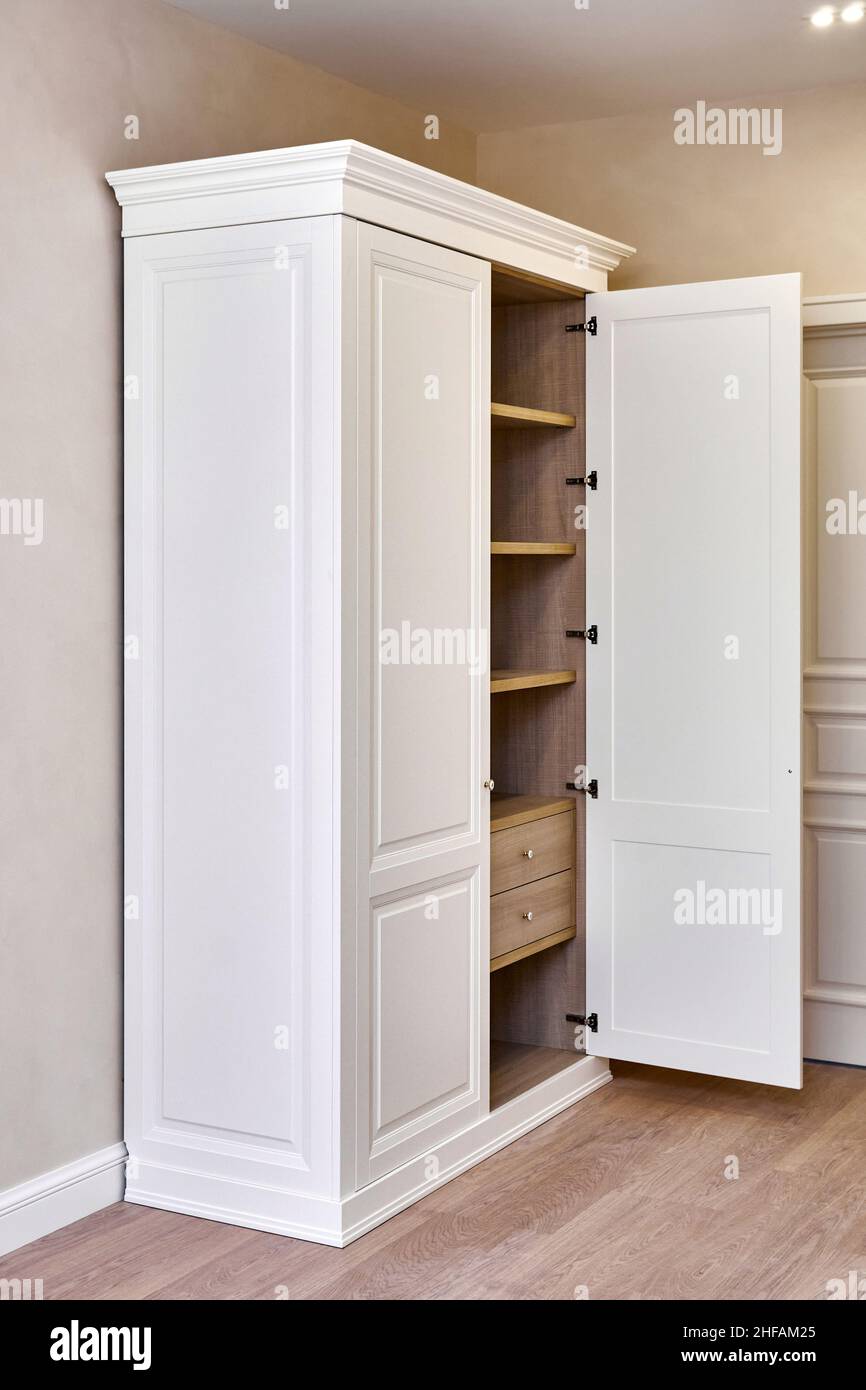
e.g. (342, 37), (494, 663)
(108, 141), (802, 1247)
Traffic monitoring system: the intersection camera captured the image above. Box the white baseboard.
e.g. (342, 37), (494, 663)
(0, 1143), (127, 1259)
(805, 998), (866, 1068)
(126, 1054), (612, 1247)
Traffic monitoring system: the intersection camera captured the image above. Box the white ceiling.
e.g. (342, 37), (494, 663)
(166, 0), (866, 132)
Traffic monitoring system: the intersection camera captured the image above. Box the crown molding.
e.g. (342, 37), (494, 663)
(107, 139), (357, 210)
(106, 140), (634, 292)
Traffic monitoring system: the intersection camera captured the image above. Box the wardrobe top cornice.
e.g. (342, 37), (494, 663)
(106, 139), (635, 292)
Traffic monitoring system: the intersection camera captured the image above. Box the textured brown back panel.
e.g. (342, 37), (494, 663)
(489, 301), (587, 1050)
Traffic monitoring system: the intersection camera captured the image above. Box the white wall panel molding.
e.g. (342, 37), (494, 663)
(803, 827), (866, 1007)
(805, 711), (866, 786)
(804, 363), (866, 376)
(805, 665), (866, 682)
(804, 705), (866, 718)
(803, 294), (866, 333)
(803, 320), (866, 1062)
(803, 789), (866, 830)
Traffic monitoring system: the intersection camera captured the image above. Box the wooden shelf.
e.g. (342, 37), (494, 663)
(491, 540), (576, 556)
(490, 1040), (579, 1110)
(490, 669), (576, 694)
(490, 793), (575, 832)
(491, 402), (576, 430)
(490, 924), (577, 974)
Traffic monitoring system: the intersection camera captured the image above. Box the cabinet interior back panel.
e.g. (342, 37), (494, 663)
(490, 301), (586, 1047)
(159, 252), (309, 1141)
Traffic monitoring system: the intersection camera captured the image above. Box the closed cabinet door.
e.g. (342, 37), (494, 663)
(351, 223), (490, 1184)
(585, 273), (802, 1088)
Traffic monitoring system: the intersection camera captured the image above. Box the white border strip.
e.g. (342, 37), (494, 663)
(0, 1143), (127, 1259)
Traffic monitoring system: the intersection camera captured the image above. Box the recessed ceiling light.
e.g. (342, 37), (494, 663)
(810, 5), (835, 23)
(841, 2), (865, 20)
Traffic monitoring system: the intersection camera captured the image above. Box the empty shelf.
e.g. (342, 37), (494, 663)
(490, 669), (576, 694)
(491, 403), (576, 429)
(490, 924), (577, 974)
(491, 540), (576, 556)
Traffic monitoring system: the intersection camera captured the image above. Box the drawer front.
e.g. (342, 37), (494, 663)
(491, 810), (574, 896)
(491, 869), (575, 960)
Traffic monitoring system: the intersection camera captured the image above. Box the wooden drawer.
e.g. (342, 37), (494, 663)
(491, 809), (574, 896)
(490, 869), (575, 962)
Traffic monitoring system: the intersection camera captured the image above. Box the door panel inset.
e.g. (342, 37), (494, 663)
(611, 840), (773, 1053)
(353, 223), (490, 1183)
(611, 310), (770, 812)
(371, 874), (479, 1151)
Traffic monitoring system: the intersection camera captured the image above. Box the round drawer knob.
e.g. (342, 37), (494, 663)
(483, 778), (495, 790)
(523, 849), (534, 859)
(522, 911), (534, 922)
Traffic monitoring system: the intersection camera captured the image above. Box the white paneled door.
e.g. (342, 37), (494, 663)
(586, 274), (802, 1088)
(352, 223), (491, 1182)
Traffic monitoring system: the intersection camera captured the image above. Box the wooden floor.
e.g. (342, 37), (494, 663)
(490, 1039), (578, 1109)
(3, 1060), (866, 1300)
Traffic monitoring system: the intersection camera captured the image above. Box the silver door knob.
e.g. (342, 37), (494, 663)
(483, 778), (495, 790)
(522, 911), (533, 922)
(523, 849), (534, 859)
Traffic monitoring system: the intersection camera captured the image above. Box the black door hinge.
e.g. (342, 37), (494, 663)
(566, 777), (598, 798)
(566, 316), (597, 336)
(566, 1012), (598, 1033)
(566, 624), (597, 643)
(565, 471), (597, 490)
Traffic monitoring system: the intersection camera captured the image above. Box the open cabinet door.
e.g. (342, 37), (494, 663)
(585, 274), (802, 1088)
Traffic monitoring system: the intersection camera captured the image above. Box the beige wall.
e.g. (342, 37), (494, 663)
(0, 0), (474, 1192)
(477, 83), (866, 296)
